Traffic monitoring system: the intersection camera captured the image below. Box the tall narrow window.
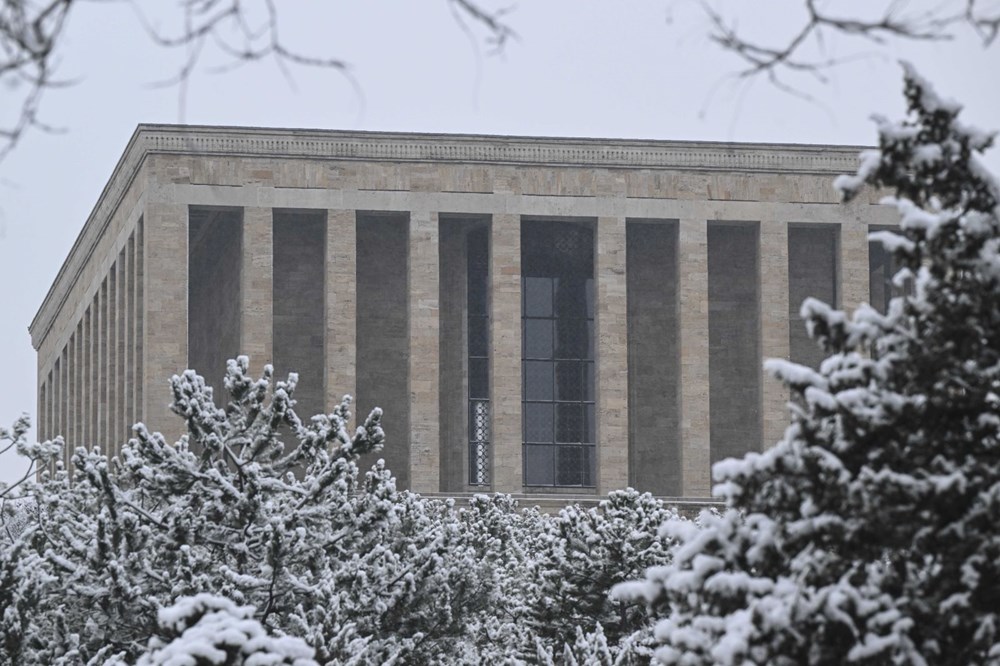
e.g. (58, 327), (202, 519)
(788, 224), (839, 369)
(869, 225), (911, 313)
(522, 221), (595, 487)
(356, 214), (410, 487)
(626, 220), (680, 496)
(708, 222), (761, 463)
(467, 226), (490, 486)
(273, 211), (325, 417)
(189, 207), (242, 392)
(38, 381), (47, 445)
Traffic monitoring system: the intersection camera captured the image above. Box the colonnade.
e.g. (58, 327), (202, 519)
(37, 222), (144, 467)
(36, 200), (877, 497)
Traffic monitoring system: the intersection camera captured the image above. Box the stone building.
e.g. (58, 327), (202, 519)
(29, 125), (897, 501)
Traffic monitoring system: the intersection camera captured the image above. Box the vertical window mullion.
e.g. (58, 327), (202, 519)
(467, 226), (490, 486)
(522, 222), (595, 488)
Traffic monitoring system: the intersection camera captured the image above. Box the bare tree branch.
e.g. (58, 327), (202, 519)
(703, 0), (999, 93)
(450, 0), (517, 53)
(0, 0), (517, 163)
(0, 0), (73, 160)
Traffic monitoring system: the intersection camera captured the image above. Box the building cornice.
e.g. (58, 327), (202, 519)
(137, 125), (865, 174)
(30, 124), (867, 349)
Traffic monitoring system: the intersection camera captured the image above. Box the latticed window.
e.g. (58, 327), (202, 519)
(467, 226), (490, 486)
(868, 225), (913, 314)
(521, 221), (596, 487)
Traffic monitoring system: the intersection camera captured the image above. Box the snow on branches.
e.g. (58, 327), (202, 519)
(133, 594), (318, 666)
(0, 357), (482, 664)
(616, 65), (1000, 665)
(0, 356), (687, 664)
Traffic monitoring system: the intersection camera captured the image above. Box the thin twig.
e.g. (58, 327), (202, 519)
(0, 0), (518, 162)
(702, 0), (997, 97)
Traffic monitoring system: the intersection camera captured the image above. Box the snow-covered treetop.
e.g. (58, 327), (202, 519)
(617, 64), (1000, 665)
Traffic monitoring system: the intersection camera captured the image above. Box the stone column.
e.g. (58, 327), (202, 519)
(68, 330), (77, 454)
(78, 322), (86, 448)
(134, 219), (146, 444)
(48, 368), (55, 443)
(76, 319), (86, 448)
(110, 260), (120, 455)
(123, 236), (134, 443)
(142, 202), (188, 443)
(490, 213), (523, 492)
(678, 218), (712, 497)
(117, 245), (129, 451)
(98, 278), (107, 448)
(596, 216), (629, 494)
(85, 307), (93, 446)
(760, 219), (790, 450)
(77, 322), (85, 448)
(437, 221), (468, 492)
(132, 226), (144, 438)
(408, 211), (441, 493)
(41, 377), (47, 444)
(325, 210), (357, 418)
(91, 297), (99, 446)
(36, 366), (45, 444)
(60, 348), (68, 466)
(88, 303), (96, 446)
(241, 208), (274, 376)
(841, 220), (870, 314)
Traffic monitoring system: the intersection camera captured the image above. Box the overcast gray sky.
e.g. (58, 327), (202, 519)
(1, 1), (998, 484)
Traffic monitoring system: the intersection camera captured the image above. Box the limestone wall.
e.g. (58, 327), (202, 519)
(788, 225), (839, 369)
(355, 214), (410, 487)
(273, 211), (326, 418)
(707, 223), (762, 464)
(188, 208), (242, 395)
(626, 221), (680, 496)
(30, 127), (901, 497)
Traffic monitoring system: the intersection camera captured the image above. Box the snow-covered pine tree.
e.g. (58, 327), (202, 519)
(456, 493), (546, 662)
(530, 489), (674, 661)
(613, 65), (1000, 665)
(0, 414), (61, 508)
(132, 594), (318, 666)
(0, 357), (491, 665)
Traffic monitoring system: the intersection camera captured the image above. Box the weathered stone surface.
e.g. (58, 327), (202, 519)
(325, 210), (357, 417)
(841, 218), (872, 315)
(141, 201), (188, 444)
(626, 221), (681, 496)
(761, 220), (790, 451)
(273, 211), (326, 417)
(490, 213), (523, 493)
(438, 219), (469, 492)
(355, 214), (410, 486)
(708, 222), (762, 467)
(408, 211), (441, 493)
(677, 218), (711, 497)
(596, 216), (629, 494)
(241, 207), (274, 377)
(30, 127), (892, 498)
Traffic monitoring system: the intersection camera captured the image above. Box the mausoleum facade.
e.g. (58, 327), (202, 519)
(29, 126), (897, 501)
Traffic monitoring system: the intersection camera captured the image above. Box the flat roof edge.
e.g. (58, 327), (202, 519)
(29, 124), (868, 349)
(133, 122), (871, 152)
(136, 124), (867, 173)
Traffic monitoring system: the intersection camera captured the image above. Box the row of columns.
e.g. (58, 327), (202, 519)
(39, 223), (144, 466)
(660, 218), (870, 496)
(137, 205), (868, 497)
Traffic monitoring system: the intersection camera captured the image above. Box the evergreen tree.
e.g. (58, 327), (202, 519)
(615, 65), (1000, 665)
(457, 493), (546, 662)
(132, 594), (318, 666)
(0, 358), (489, 665)
(531, 489), (673, 652)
